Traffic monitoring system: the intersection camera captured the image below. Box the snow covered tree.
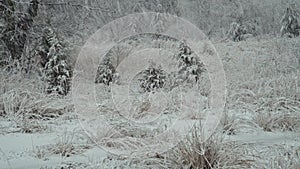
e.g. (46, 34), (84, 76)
(176, 43), (205, 83)
(38, 27), (71, 95)
(139, 61), (166, 92)
(95, 57), (118, 85)
(280, 4), (300, 37)
(226, 22), (248, 42)
(36, 28), (56, 68)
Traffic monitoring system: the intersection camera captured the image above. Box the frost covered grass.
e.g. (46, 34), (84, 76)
(55, 37), (300, 168)
(253, 98), (300, 132)
(166, 125), (256, 169)
(1, 37), (299, 168)
(0, 70), (73, 133)
(222, 38), (300, 133)
(259, 145), (300, 169)
(92, 125), (257, 169)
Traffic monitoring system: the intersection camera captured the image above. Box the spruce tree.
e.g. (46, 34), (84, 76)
(226, 22), (248, 42)
(95, 57), (118, 85)
(37, 27), (71, 95)
(280, 4), (300, 37)
(139, 61), (166, 92)
(176, 43), (205, 83)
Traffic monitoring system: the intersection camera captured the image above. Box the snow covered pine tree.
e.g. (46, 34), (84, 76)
(177, 43), (205, 83)
(280, 4), (300, 37)
(139, 61), (166, 92)
(37, 27), (71, 95)
(95, 57), (118, 85)
(226, 22), (248, 42)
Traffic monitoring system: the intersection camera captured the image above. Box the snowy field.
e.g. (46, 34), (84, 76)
(0, 36), (299, 169)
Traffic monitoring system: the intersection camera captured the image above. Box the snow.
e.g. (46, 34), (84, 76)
(0, 37), (299, 168)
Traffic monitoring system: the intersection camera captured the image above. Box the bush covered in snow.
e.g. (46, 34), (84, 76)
(280, 4), (300, 37)
(95, 57), (119, 85)
(226, 22), (249, 42)
(176, 43), (205, 83)
(36, 27), (71, 95)
(138, 61), (166, 92)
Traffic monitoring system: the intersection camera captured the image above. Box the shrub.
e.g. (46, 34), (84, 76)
(167, 125), (256, 169)
(280, 4), (300, 37)
(253, 97), (300, 132)
(226, 22), (249, 42)
(265, 145), (300, 169)
(139, 61), (166, 92)
(95, 57), (118, 85)
(114, 125), (256, 169)
(176, 42), (205, 83)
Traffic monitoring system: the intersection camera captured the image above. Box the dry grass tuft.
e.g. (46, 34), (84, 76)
(48, 131), (90, 157)
(253, 97), (300, 132)
(262, 145), (300, 169)
(102, 125), (257, 169)
(167, 125), (256, 169)
(221, 108), (238, 135)
(0, 71), (74, 133)
(33, 131), (91, 159)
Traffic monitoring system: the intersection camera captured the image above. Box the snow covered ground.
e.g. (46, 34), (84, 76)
(0, 36), (299, 169)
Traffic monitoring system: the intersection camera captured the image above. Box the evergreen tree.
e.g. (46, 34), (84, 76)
(95, 57), (118, 85)
(280, 4), (300, 37)
(139, 61), (166, 92)
(37, 27), (71, 95)
(226, 22), (248, 42)
(176, 43), (205, 83)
